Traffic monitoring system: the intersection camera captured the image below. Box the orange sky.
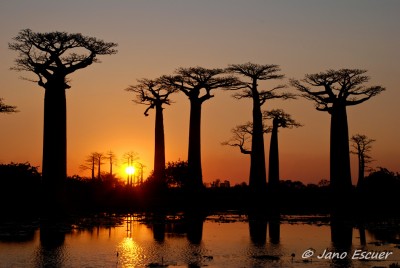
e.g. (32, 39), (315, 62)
(1, 1), (399, 185)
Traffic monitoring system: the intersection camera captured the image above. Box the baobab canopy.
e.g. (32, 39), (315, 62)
(9, 29), (118, 89)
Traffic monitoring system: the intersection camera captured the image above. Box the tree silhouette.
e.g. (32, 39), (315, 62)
(126, 78), (176, 189)
(9, 29), (117, 188)
(263, 109), (301, 189)
(221, 122), (254, 155)
(94, 152), (104, 180)
(135, 162), (146, 186)
(226, 62), (295, 190)
(350, 134), (375, 187)
(106, 150), (117, 176)
(165, 160), (189, 188)
(80, 152), (98, 180)
(161, 67), (240, 189)
(290, 69), (385, 193)
(0, 98), (18, 113)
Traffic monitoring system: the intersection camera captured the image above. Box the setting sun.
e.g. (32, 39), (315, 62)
(125, 166), (135, 176)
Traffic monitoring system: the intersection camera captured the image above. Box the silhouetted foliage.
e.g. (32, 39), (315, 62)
(361, 167), (400, 193)
(352, 167), (400, 215)
(161, 67), (241, 190)
(126, 78), (177, 189)
(0, 162), (41, 215)
(165, 160), (189, 188)
(226, 62), (295, 190)
(350, 134), (375, 187)
(0, 98), (18, 113)
(9, 29), (117, 190)
(290, 69), (385, 194)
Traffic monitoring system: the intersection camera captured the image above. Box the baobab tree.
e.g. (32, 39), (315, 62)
(263, 109), (301, 190)
(80, 152), (97, 180)
(126, 78), (176, 188)
(350, 134), (375, 187)
(290, 69), (385, 193)
(0, 98), (18, 113)
(9, 29), (117, 189)
(106, 150), (117, 176)
(94, 152), (105, 180)
(226, 62), (295, 190)
(161, 67), (240, 189)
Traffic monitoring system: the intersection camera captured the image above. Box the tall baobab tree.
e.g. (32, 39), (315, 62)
(9, 29), (117, 189)
(290, 69), (385, 193)
(263, 109), (301, 189)
(161, 67), (241, 189)
(350, 134), (375, 187)
(226, 62), (295, 190)
(126, 78), (176, 188)
(0, 98), (18, 114)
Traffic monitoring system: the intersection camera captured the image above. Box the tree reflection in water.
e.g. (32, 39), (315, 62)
(35, 219), (68, 268)
(1, 213), (400, 267)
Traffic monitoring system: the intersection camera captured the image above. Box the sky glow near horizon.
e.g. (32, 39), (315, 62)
(0, 0), (399, 185)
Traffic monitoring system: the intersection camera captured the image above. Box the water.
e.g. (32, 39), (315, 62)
(0, 213), (399, 267)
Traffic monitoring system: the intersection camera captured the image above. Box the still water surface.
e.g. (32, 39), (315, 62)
(0, 213), (399, 267)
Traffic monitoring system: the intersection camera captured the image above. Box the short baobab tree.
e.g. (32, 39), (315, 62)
(106, 150), (117, 176)
(222, 122), (254, 155)
(350, 134), (375, 187)
(226, 62), (295, 190)
(263, 109), (301, 189)
(126, 78), (176, 188)
(9, 29), (117, 188)
(290, 69), (385, 193)
(80, 152), (105, 180)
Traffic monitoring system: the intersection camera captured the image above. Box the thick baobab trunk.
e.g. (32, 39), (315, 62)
(187, 100), (203, 189)
(42, 83), (67, 186)
(41, 81), (67, 214)
(330, 104), (352, 193)
(250, 93), (267, 190)
(268, 120), (279, 190)
(153, 104), (166, 187)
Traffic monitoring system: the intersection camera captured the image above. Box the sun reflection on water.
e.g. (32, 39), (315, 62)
(117, 237), (145, 267)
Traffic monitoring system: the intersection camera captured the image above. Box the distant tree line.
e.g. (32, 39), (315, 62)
(1, 162), (399, 215)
